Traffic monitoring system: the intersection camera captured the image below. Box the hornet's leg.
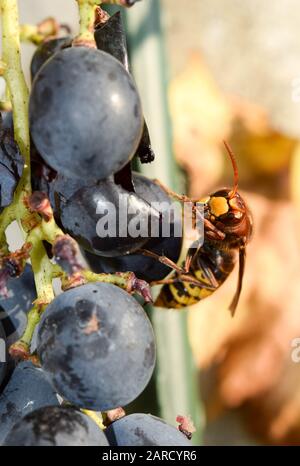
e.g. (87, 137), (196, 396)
(151, 273), (217, 289)
(184, 246), (200, 273)
(152, 179), (193, 203)
(140, 248), (199, 276)
(196, 256), (219, 289)
(138, 248), (186, 274)
(140, 249), (218, 290)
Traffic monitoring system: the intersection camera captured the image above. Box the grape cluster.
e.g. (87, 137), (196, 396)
(0, 7), (191, 447)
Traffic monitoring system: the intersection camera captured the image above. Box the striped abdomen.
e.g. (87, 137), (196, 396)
(154, 243), (236, 309)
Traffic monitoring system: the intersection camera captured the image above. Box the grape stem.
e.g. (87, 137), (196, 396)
(81, 409), (106, 430)
(79, 270), (153, 303)
(73, 0), (100, 47)
(20, 18), (60, 45)
(0, 0), (31, 238)
(1, 0), (30, 167)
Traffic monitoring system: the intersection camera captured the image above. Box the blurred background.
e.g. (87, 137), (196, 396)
(6, 0), (300, 445)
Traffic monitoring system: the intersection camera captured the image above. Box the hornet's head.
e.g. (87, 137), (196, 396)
(201, 141), (253, 316)
(203, 141), (252, 247)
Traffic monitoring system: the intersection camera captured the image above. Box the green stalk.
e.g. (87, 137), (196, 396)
(1, 0), (30, 167)
(19, 305), (43, 348)
(28, 229), (55, 304)
(73, 0), (99, 46)
(1, 0), (31, 231)
(82, 270), (136, 289)
(81, 409), (105, 430)
(0, 0), (57, 307)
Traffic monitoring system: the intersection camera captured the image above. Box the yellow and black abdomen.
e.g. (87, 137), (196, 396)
(154, 243), (236, 309)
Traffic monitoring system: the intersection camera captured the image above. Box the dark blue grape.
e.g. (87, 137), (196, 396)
(37, 283), (156, 411)
(0, 321), (7, 392)
(31, 159), (87, 221)
(31, 15), (154, 210)
(30, 47), (143, 181)
(34, 170), (87, 219)
(132, 172), (181, 238)
(4, 405), (108, 446)
(0, 125), (24, 213)
(114, 162), (135, 192)
(85, 173), (182, 281)
(50, 172), (88, 202)
(85, 234), (181, 282)
(0, 264), (36, 348)
(0, 111), (13, 132)
(105, 413), (191, 446)
(60, 178), (160, 257)
(0, 361), (59, 445)
(30, 36), (72, 82)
